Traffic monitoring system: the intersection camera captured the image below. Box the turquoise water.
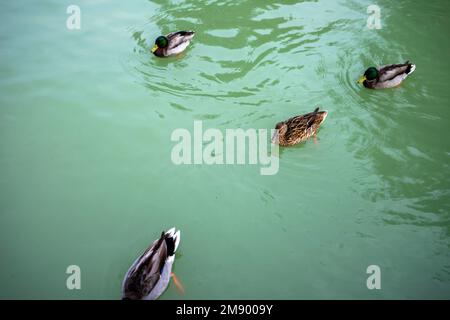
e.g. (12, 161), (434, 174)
(0, 0), (449, 299)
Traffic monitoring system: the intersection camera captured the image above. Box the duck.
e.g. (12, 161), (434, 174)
(151, 31), (195, 57)
(272, 107), (328, 146)
(122, 228), (182, 300)
(357, 61), (416, 89)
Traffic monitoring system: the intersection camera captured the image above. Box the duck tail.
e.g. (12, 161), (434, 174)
(405, 61), (416, 75)
(186, 31), (195, 40)
(178, 30), (195, 37)
(164, 228), (181, 256)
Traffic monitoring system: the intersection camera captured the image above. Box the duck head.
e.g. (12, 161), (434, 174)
(151, 36), (169, 54)
(358, 67), (379, 84)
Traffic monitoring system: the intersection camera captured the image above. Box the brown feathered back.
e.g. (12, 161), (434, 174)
(275, 108), (327, 146)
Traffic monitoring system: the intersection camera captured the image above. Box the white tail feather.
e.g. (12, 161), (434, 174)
(173, 230), (181, 252)
(165, 227), (175, 237)
(165, 227), (181, 253)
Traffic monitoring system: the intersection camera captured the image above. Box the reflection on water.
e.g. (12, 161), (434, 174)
(130, 0), (363, 105)
(134, 0), (449, 290)
(126, 0), (450, 291)
(0, 0), (449, 299)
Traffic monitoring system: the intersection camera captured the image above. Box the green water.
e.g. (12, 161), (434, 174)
(0, 0), (449, 299)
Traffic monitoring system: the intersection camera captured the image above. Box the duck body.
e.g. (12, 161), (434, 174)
(122, 228), (181, 300)
(272, 108), (328, 146)
(151, 31), (195, 57)
(358, 61), (416, 89)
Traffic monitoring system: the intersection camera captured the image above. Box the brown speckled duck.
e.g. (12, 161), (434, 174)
(272, 107), (328, 146)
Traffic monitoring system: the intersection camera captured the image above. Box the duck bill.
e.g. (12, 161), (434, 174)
(151, 45), (158, 53)
(357, 75), (367, 84)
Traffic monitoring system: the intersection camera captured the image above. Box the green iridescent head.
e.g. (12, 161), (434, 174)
(155, 36), (168, 48)
(358, 66), (379, 84)
(364, 67), (379, 80)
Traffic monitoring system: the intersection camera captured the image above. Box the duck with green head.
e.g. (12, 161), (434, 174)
(151, 31), (195, 57)
(358, 61), (416, 89)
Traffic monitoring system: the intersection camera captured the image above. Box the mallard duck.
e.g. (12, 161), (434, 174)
(122, 228), (181, 300)
(151, 31), (195, 57)
(272, 107), (328, 146)
(357, 61), (416, 89)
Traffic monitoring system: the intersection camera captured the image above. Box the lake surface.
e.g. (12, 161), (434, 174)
(0, 0), (449, 299)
